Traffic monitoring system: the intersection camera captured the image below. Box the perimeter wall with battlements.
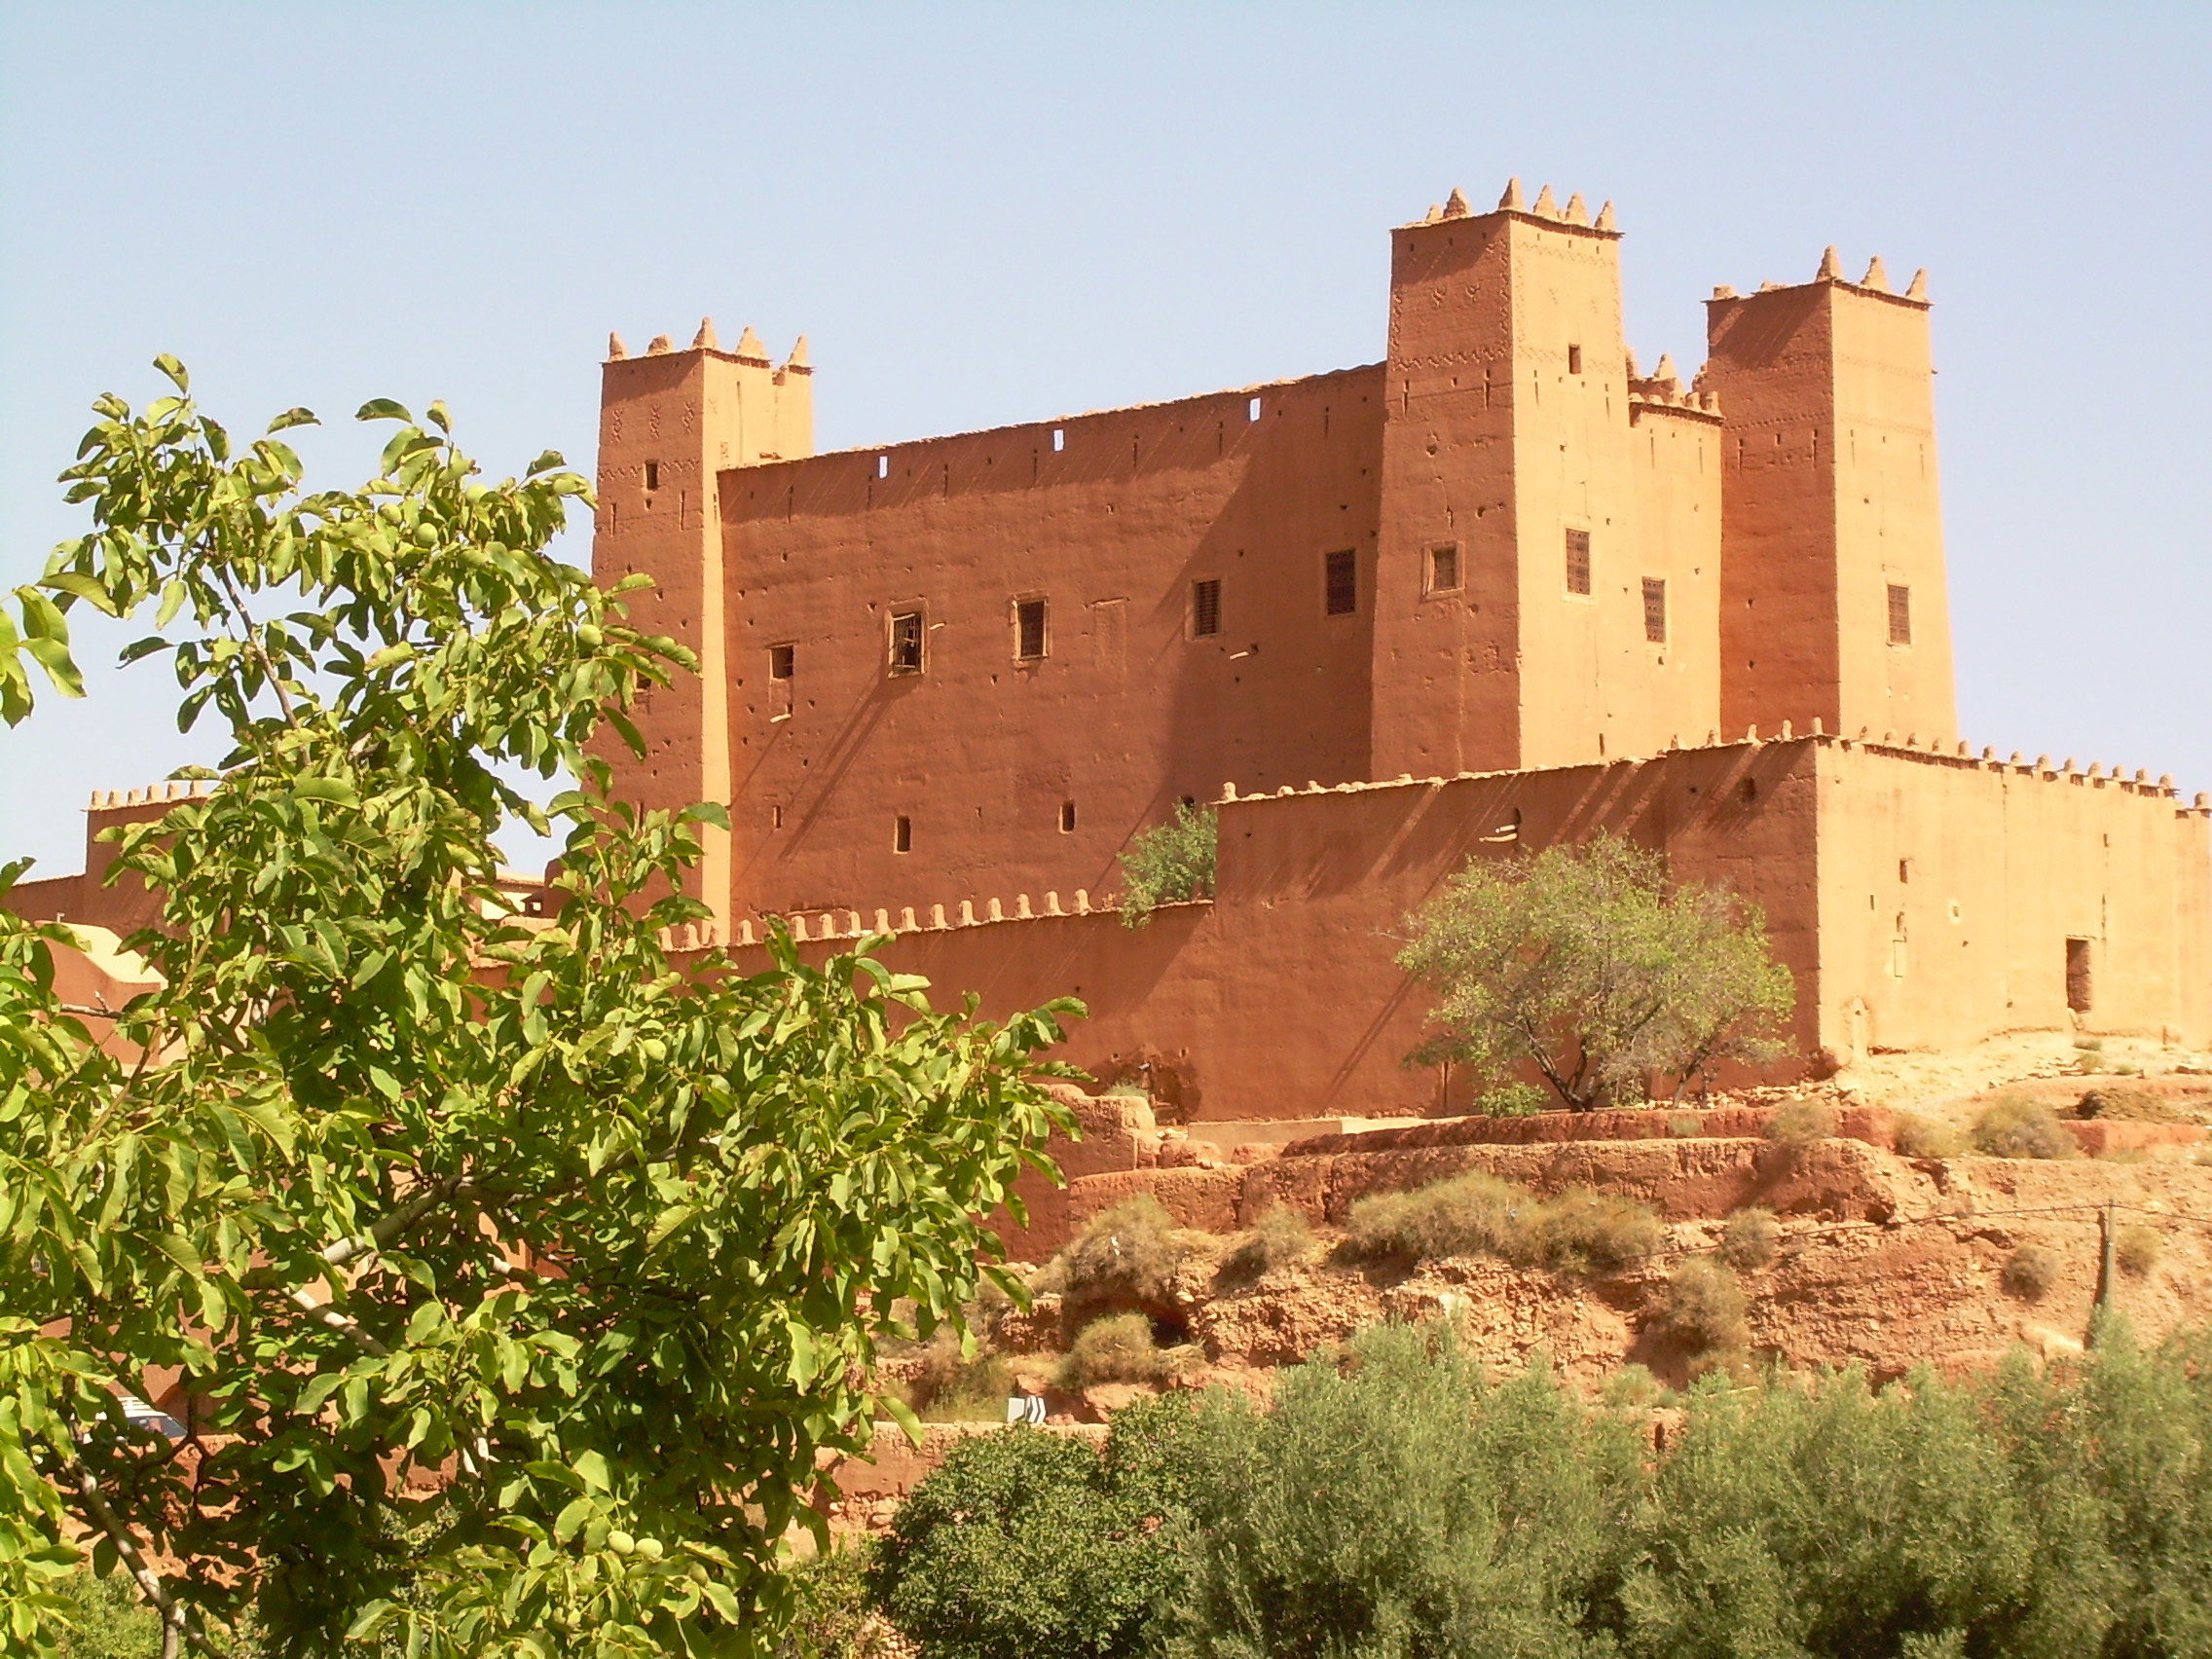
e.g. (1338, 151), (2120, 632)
(709, 737), (2211, 1121)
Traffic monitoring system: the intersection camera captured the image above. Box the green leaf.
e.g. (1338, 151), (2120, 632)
(355, 398), (413, 423)
(267, 406), (319, 432)
(152, 352), (190, 392)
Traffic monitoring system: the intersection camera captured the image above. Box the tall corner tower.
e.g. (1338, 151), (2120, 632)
(1372, 179), (1641, 780)
(590, 320), (814, 922)
(1705, 254), (1954, 744)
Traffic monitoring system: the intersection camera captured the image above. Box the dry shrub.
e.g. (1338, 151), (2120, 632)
(1346, 1173), (1659, 1272)
(1222, 1206), (1314, 1280)
(1601, 1364), (1670, 1409)
(2001, 1243), (2061, 1301)
(1894, 1112), (1967, 1160)
(2115, 1225), (2161, 1276)
(907, 1328), (1015, 1422)
(1040, 1195), (1188, 1305)
(1667, 1111), (1704, 1139)
(1972, 1096), (2077, 1160)
(1764, 1096), (1836, 1152)
(1522, 1188), (1664, 1272)
(1055, 1311), (1193, 1389)
(1648, 1257), (1751, 1356)
(1718, 1207), (1780, 1271)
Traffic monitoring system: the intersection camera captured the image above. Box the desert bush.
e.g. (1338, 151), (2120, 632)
(2002, 1243), (2062, 1301)
(1667, 1109), (1704, 1138)
(1765, 1095), (1837, 1151)
(1522, 1187), (1666, 1272)
(1972, 1095), (2077, 1160)
(1173, 1324), (1644, 1659)
(1476, 1080), (1551, 1118)
(1056, 1311), (1193, 1389)
(869, 1401), (1198, 1659)
(1346, 1173), (1659, 1272)
(1719, 1206), (1782, 1271)
(1602, 1363), (1672, 1410)
(1221, 1205), (1314, 1279)
(2115, 1225), (2162, 1276)
(2077, 1082), (2187, 1124)
(774, 1545), (889, 1659)
(905, 1328), (1016, 1422)
(1117, 801), (1216, 927)
(1895, 1111), (1968, 1159)
(1038, 1195), (1188, 1307)
(1649, 1258), (1752, 1358)
(1397, 836), (1794, 1110)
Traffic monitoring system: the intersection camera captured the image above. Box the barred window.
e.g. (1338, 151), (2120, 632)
(1887, 583), (1912, 645)
(1192, 578), (1222, 638)
(1642, 578), (1667, 644)
(1324, 549), (1358, 616)
(1565, 529), (1592, 595)
(1015, 597), (1048, 660)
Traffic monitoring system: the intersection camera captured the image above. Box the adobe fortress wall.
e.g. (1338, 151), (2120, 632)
(710, 738), (2212, 1122)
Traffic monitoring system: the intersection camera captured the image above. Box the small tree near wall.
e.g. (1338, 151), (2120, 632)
(1116, 801), (1216, 928)
(1396, 837), (1792, 1111)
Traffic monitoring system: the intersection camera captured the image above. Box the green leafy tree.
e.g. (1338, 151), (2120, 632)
(1115, 803), (1216, 928)
(0, 361), (1076, 1658)
(1396, 838), (1793, 1111)
(866, 1396), (1202, 1659)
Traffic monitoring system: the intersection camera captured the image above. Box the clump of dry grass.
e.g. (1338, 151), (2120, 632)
(1764, 1096), (1836, 1152)
(1035, 1195), (1190, 1306)
(1648, 1257), (1751, 1357)
(1221, 1205), (1314, 1280)
(1894, 1112), (1967, 1160)
(2002, 1243), (2061, 1300)
(1054, 1311), (1195, 1389)
(905, 1329), (1015, 1422)
(1345, 1173), (1659, 1272)
(1972, 1096), (2077, 1160)
(1718, 1207), (1781, 1271)
(2115, 1226), (2162, 1277)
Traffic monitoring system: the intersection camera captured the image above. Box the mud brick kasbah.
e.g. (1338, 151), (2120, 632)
(18, 180), (2212, 1123)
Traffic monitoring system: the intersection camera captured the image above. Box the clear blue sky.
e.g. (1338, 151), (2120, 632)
(4, 2), (2207, 876)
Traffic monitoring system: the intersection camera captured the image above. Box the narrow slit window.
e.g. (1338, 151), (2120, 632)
(876, 454), (890, 479)
(1427, 543), (1460, 594)
(1324, 549), (1358, 616)
(889, 610), (924, 675)
(1247, 396), (1263, 423)
(643, 461), (660, 493)
(1565, 529), (1592, 595)
(1887, 583), (1912, 645)
(2066, 938), (2093, 1013)
(1015, 598), (1048, 660)
(768, 643), (794, 681)
(894, 815), (912, 854)
(1567, 343), (1583, 375)
(1192, 577), (1223, 637)
(1641, 577), (1667, 643)
(1059, 800), (1077, 833)
(1051, 427), (1065, 452)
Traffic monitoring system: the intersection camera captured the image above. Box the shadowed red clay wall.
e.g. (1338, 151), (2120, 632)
(718, 738), (2212, 1122)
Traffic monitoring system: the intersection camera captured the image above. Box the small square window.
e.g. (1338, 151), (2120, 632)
(768, 643), (794, 680)
(894, 815), (912, 854)
(643, 460), (660, 493)
(1192, 577), (1223, 637)
(1015, 597), (1048, 660)
(1567, 344), (1583, 375)
(889, 610), (924, 675)
(1324, 549), (1358, 616)
(1565, 529), (1592, 596)
(1887, 583), (1912, 645)
(1427, 543), (1460, 594)
(1641, 577), (1666, 643)
(1059, 800), (1078, 833)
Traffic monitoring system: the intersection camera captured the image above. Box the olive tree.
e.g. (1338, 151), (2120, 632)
(0, 360), (1075, 1658)
(1396, 837), (1791, 1111)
